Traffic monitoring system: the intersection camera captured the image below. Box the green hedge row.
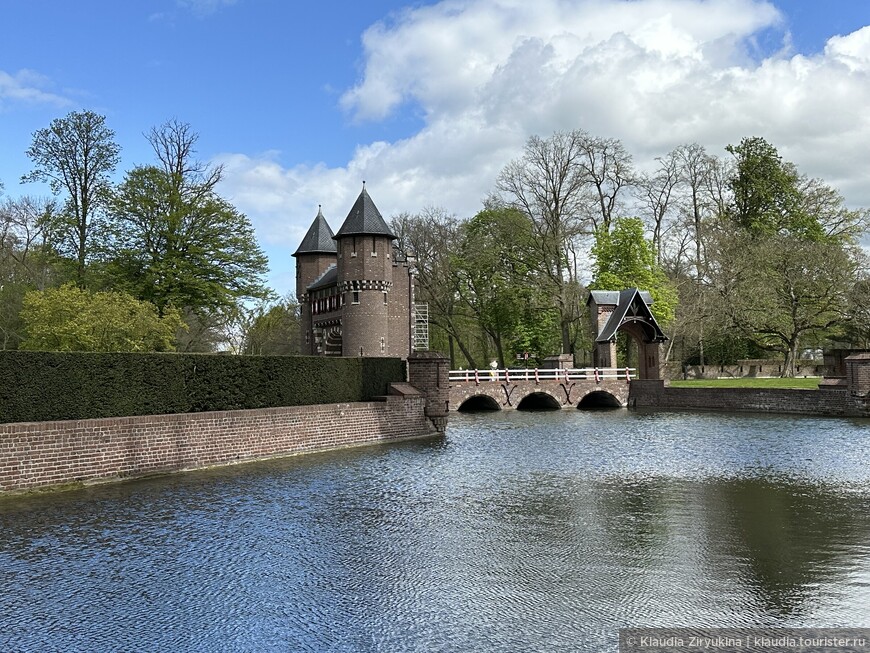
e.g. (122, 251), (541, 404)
(0, 351), (406, 424)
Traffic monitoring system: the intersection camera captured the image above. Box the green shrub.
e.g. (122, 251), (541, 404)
(0, 352), (404, 423)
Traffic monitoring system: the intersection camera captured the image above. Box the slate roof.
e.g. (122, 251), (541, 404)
(333, 185), (396, 240)
(307, 264), (338, 291)
(292, 207), (336, 256)
(594, 288), (667, 343)
(587, 289), (653, 306)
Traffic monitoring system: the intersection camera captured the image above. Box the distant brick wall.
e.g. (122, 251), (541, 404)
(629, 380), (869, 417)
(662, 360), (830, 381)
(0, 396), (433, 493)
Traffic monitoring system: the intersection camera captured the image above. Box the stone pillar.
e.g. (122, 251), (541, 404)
(595, 341), (617, 368)
(542, 354), (574, 369)
(407, 351), (450, 433)
(640, 342), (662, 380)
(846, 353), (870, 397)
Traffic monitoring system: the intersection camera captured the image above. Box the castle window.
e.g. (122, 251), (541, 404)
(351, 237), (358, 257)
(383, 291), (388, 305)
(352, 291), (360, 304)
(371, 236), (377, 256)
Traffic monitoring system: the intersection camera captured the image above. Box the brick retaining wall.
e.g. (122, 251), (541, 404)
(629, 380), (869, 417)
(0, 395), (434, 493)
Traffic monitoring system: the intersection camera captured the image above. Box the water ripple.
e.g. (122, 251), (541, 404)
(2, 410), (870, 651)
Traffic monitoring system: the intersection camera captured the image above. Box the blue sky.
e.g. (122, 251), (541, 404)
(2, 0), (870, 297)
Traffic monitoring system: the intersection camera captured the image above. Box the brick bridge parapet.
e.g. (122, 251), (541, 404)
(448, 368), (634, 410)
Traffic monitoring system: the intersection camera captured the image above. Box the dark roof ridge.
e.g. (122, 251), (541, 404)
(293, 206), (337, 256)
(333, 184), (396, 240)
(595, 288), (667, 343)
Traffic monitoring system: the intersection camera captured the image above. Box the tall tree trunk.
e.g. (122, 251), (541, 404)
(782, 340), (798, 378)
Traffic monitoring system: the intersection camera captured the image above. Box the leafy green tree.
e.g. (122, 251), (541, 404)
(107, 165), (269, 314)
(22, 111), (121, 282)
(708, 229), (859, 376)
(20, 283), (184, 352)
(590, 217), (677, 325)
(105, 121), (271, 349)
(455, 207), (560, 367)
(242, 295), (302, 355)
(725, 137), (824, 240)
(0, 196), (65, 349)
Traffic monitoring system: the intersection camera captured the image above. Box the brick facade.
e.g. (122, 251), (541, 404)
(407, 352), (450, 430)
(0, 396), (434, 493)
(294, 187), (415, 358)
(449, 377), (632, 410)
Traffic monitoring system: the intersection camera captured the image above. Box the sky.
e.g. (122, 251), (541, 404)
(2, 0), (870, 297)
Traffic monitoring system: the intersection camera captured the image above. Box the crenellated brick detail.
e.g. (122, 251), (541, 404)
(0, 397), (435, 493)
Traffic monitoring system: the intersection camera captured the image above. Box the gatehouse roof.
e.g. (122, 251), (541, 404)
(594, 288), (667, 343)
(334, 184), (396, 240)
(293, 207), (337, 256)
(588, 289), (653, 307)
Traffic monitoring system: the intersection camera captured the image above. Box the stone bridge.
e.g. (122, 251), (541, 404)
(448, 368), (633, 411)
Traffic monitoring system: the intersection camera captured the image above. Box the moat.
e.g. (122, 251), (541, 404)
(2, 409), (870, 652)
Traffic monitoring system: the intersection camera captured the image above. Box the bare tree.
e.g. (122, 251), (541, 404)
(146, 118), (222, 200)
(391, 208), (479, 367)
(22, 111), (120, 282)
(577, 134), (635, 233)
(636, 150), (679, 263)
(496, 131), (593, 354)
(0, 195), (59, 289)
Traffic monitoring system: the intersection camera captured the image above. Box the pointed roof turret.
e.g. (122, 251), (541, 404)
(333, 183), (396, 240)
(292, 206), (337, 256)
(591, 288), (667, 343)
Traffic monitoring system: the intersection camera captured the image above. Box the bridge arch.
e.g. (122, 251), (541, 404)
(577, 390), (622, 410)
(516, 391), (562, 411)
(457, 394), (501, 412)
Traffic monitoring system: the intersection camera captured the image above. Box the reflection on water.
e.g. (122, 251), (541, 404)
(1, 410), (870, 652)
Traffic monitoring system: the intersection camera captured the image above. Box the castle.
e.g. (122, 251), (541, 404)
(292, 185), (416, 357)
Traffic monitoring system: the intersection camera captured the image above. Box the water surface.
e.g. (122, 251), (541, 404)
(2, 409), (870, 652)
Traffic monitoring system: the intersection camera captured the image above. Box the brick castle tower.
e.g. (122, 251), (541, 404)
(293, 185), (414, 357)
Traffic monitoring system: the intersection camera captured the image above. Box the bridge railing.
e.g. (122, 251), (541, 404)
(448, 367), (637, 385)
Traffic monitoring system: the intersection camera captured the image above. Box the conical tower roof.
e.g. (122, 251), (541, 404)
(292, 206), (336, 256)
(333, 184), (396, 240)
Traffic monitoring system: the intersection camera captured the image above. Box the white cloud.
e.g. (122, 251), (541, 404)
(0, 69), (71, 108)
(177, 0), (238, 17)
(217, 0), (870, 293)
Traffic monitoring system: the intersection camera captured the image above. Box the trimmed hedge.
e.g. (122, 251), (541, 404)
(0, 351), (406, 424)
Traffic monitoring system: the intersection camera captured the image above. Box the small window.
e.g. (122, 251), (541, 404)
(352, 291), (360, 304)
(371, 236), (377, 256)
(351, 237), (358, 257)
(383, 291), (388, 305)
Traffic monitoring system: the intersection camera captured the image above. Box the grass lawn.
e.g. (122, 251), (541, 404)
(668, 376), (821, 390)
